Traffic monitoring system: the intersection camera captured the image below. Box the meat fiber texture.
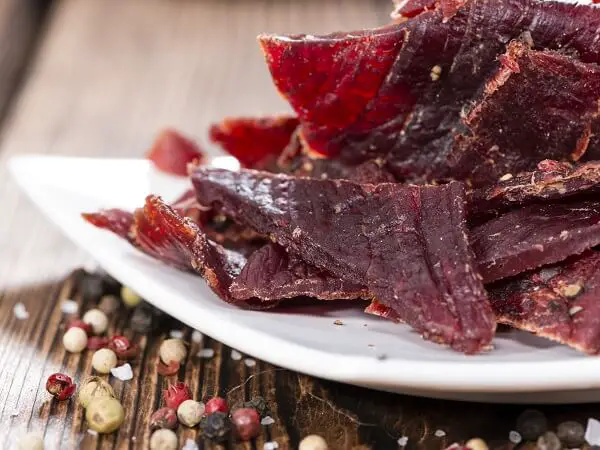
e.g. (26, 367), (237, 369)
(489, 251), (600, 354)
(192, 168), (495, 354)
(259, 0), (600, 185)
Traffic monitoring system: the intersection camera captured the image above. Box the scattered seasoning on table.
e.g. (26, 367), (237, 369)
(299, 434), (328, 450)
(87, 429), (98, 436)
(435, 429), (447, 438)
(61, 299), (79, 314)
(169, 330), (184, 339)
(13, 303), (29, 320)
(46, 373), (76, 401)
(86, 397), (125, 433)
(264, 441), (280, 450)
(191, 330), (203, 343)
(149, 429), (178, 450)
(63, 327), (88, 353)
(465, 437), (488, 450)
(16, 432), (44, 450)
(230, 349), (242, 361)
(177, 400), (205, 427)
(82, 309), (109, 335)
(92, 348), (118, 374)
(232, 407), (261, 441)
(509, 430), (523, 444)
(110, 363), (133, 381)
(376, 353), (388, 361)
(584, 418), (600, 446)
(77, 376), (115, 408)
(244, 358), (257, 368)
(10, 409), (19, 417)
(537, 431), (561, 450)
(197, 348), (215, 359)
(159, 338), (187, 364)
(199, 412), (231, 442)
(163, 383), (192, 409)
(261, 415), (275, 426)
(516, 409), (548, 440)
(333, 320), (344, 326)
(98, 295), (120, 315)
(182, 438), (199, 450)
(557, 421), (585, 447)
(150, 407), (178, 430)
(397, 436), (409, 447)
(120, 286), (142, 308)
(205, 397), (229, 415)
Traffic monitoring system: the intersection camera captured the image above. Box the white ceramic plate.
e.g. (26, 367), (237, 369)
(9, 154), (600, 404)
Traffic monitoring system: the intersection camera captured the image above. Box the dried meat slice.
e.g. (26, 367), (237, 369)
(259, 0), (600, 184)
(489, 251), (600, 354)
(146, 129), (205, 176)
(209, 115), (299, 170)
(230, 243), (369, 301)
(448, 41), (600, 186)
(192, 168), (495, 354)
(288, 155), (396, 184)
(471, 200), (600, 283)
(82, 209), (135, 243)
(468, 160), (600, 220)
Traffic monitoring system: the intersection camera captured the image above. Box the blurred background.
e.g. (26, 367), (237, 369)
(0, 0), (390, 288)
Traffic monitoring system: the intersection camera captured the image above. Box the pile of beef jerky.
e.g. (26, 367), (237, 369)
(84, 0), (600, 354)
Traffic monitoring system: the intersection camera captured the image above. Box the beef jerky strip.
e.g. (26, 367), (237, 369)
(192, 168), (495, 354)
(230, 242), (369, 301)
(147, 129), (205, 176)
(259, 0), (600, 184)
(209, 115), (299, 170)
(468, 160), (600, 220)
(448, 41), (600, 187)
(471, 200), (600, 283)
(489, 251), (600, 355)
(82, 209), (135, 243)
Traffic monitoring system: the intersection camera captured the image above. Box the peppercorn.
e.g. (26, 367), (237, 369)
(177, 400), (205, 427)
(163, 382), (192, 409)
(101, 273), (121, 295)
(516, 409), (548, 441)
(242, 396), (271, 419)
(200, 412), (231, 442)
(66, 319), (93, 336)
(299, 434), (328, 450)
(86, 397), (125, 433)
(150, 407), (178, 430)
(83, 309), (108, 335)
(157, 361), (180, 376)
(131, 304), (155, 333)
(232, 408), (261, 441)
(205, 397), (229, 415)
(77, 376), (115, 408)
(466, 438), (489, 450)
(556, 421), (585, 447)
(63, 327), (88, 353)
(46, 373), (76, 401)
(16, 432), (44, 450)
(150, 429), (178, 450)
(87, 336), (109, 350)
(98, 295), (120, 315)
(80, 273), (104, 302)
(159, 339), (187, 365)
(537, 431), (561, 450)
(92, 348), (118, 374)
(121, 286), (142, 308)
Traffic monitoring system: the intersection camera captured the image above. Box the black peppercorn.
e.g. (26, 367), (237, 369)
(516, 409), (548, 441)
(242, 396), (271, 419)
(131, 304), (155, 333)
(79, 273), (105, 302)
(200, 412), (231, 442)
(556, 421), (585, 448)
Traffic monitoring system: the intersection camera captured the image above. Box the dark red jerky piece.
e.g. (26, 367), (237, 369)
(259, 0), (600, 183)
(471, 200), (600, 283)
(146, 129), (205, 176)
(468, 160), (600, 220)
(290, 156), (396, 184)
(230, 243), (369, 301)
(192, 168), (495, 354)
(392, 0), (438, 19)
(448, 42), (600, 187)
(209, 116), (299, 169)
(82, 209), (134, 242)
(489, 251), (600, 354)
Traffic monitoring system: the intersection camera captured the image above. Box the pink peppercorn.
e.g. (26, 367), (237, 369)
(87, 336), (109, 350)
(46, 373), (76, 401)
(205, 397), (229, 415)
(163, 382), (191, 409)
(67, 319), (93, 336)
(232, 408), (261, 441)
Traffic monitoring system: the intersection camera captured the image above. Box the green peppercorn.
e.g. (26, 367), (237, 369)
(121, 286), (142, 308)
(242, 396), (271, 419)
(77, 376), (115, 408)
(199, 412), (231, 442)
(86, 397), (124, 433)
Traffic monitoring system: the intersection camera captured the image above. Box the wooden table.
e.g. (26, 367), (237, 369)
(0, 1), (598, 449)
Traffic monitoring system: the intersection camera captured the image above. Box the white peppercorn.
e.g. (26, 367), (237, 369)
(150, 429), (178, 450)
(86, 397), (124, 433)
(92, 348), (118, 374)
(120, 286), (142, 308)
(177, 399), (205, 427)
(159, 339), (187, 365)
(299, 434), (328, 450)
(466, 438), (489, 450)
(82, 308), (108, 334)
(63, 327), (88, 353)
(17, 432), (44, 450)
(77, 376), (115, 408)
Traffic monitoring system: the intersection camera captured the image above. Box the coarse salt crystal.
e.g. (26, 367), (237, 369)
(264, 442), (279, 450)
(13, 303), (29, 320)
(61, 300), (79, 314)
(231, 350), (242, 361)
(585, 418), (600, 446)
(10, 410), (19, 417)
(244, 358), (257, 368)
(435, 429), (446, 437)
(261, 416), (275, 426)
(191, 330), (203, 343)
(509, 430), (522, 444)
(110, 363), (133, 381)
(397, 436), (409, 446)
(87, 429), (98, 436)
(197, 348), (215, 359)
(169, 330), (184, 339)
(182, 438), (199, 450)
